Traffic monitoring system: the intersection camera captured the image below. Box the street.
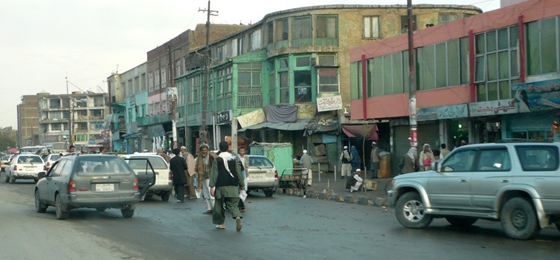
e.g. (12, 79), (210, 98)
(1, 179), (560, 260)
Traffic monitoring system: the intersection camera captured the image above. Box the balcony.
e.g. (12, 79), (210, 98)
(137, 113), (172, 127)
(237, 94), (262, 108)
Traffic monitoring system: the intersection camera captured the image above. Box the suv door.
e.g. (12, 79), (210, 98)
(428, 148), (477, 210)
(125, 157), (156, 197)
(470, 147), (512, 211)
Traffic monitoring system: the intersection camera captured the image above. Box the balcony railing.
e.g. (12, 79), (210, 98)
(237, 94), (262, 108)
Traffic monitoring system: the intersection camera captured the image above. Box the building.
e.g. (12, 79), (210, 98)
(174, 4), (481, 169)
(106, 63), (147, 153)
(37, 91), (109, 153)
(349, 0), (560, 173)
(17, 92), (47, 148)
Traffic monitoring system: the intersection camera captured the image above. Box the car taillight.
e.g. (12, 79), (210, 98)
(67, 179), (76, 193)
(133, 178), (139, 191)
(14, 165), (17, 171)
(274, 170), (278, 179)
(169, 171), (173, 181)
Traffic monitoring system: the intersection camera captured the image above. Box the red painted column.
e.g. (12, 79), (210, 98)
(361, 54), (367, 120)
(518, 15), (526, 83)
(468, 29), (476, 103)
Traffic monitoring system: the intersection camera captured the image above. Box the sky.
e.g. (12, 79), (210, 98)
(0, 0), (501, 129)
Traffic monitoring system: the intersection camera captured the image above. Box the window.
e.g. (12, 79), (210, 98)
(318, 68), (339, 93)
(269, 62), (277, 105)
(294, 70), (312, 103)
(317, 16), (337, 38)
(527, 17), (559, 75)
(439, 13), (459, 24)
(417, 39), (468, 91)
(400, 15), (417, 33)
(231, 39), (238, 57)
(175, 60), (182, 78)
(238, 63), (262, 107)
(441, 149), (477, 172)
(51, 123), (62, 131)
(215, 44), (226, 61)
(363, 16), (380, 38)
(292, 16), (312, 46)
(276, 19), (289, 41)
(155, 69), (160, 90)
(249, 29), (262, 51)
(477, 149), (511, 171)
(267, 22), (273, 45)
(516, 145), (559, 171)
(475, 26), (519, 102)
(148, 72), (154, 92)
(161, 67), (167, 89)
(279, 71), (290, 104)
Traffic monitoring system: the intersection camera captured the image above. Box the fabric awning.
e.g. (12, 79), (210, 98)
(239, 120), (309, 132)
(341, 124), (378, 140)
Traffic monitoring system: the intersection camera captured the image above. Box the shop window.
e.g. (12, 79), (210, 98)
(527, 17), (559, 76)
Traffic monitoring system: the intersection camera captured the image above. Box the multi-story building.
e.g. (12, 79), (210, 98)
(37, 91), (109, 152)
(107, 63), (147, 153)
(175, 4), (481, 169)
(17, 92), (47, 147)
(349, 0), (560, 173)
(112, 24), (247, 153)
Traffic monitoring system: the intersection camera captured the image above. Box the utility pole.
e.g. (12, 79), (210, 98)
(66, 77), (73, 147)
(199, 0), (218, 146)
(407, 0), (418, 147)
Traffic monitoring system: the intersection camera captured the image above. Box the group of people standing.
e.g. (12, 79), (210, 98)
(159, 141), (247, 232)
(399, 143), (452, 174)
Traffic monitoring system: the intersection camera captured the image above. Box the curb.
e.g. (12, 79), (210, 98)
(279, 187), (387, 207)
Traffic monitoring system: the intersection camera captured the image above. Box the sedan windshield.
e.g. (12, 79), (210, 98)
(16, 156), (43, 164)
(249, 157), (274, 167)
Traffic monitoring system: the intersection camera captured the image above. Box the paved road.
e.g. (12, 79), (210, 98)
(2, 178), (560, 260)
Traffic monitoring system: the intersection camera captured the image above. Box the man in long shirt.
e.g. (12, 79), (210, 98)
(195, 144), (215, 214)
(210, 141), (244, 231)
(299, 150), (313, 186)
(169, 148), (188, 203)
(180, 146), (196, 200)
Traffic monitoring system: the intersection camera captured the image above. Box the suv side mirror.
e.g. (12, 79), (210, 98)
(38, 172), (46, 179)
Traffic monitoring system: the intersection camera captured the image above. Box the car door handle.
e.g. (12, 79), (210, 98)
(460, 179), (467, 182)
(500, 180), (509, 183)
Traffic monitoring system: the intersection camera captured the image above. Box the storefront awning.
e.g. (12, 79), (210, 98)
(341, 124), (378, 140)
(239, 120), (309, 132)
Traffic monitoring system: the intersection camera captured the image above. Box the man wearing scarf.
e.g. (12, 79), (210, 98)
(195, 144), (216, 214)
(210, 141), (244, 231)
(400, 147), (419, 174)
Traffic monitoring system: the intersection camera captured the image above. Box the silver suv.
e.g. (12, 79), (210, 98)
(388, 142), (560, 240)
(246, 155), (278, 197)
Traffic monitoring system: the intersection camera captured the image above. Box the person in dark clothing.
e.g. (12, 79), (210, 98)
(169, 148), (188, 203)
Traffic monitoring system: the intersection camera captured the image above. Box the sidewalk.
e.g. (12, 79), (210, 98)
(278, 170), (392, 207)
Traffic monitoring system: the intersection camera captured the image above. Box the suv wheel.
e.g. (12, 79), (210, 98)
(500, 197), (540, 240)
(395, 192), (433, 228)
(35, 190), (47, 213)
(121, 208), (134, 218)
(55, 195), (69, 220)
(160, 192), (170, 202)
(264, 189), (274, 197)
(446, 217), (478, 227)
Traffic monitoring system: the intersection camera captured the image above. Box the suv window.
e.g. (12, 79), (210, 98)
(50, 160), (65, 177)
(441, 149), (477, 172)
(477, 148), (511, 171)
(76, 157), (133, 175)
(127, 157), (167, 169)
(515, 145), (559, 171)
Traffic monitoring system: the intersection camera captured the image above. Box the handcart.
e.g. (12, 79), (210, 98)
(278, 167), (309, 195)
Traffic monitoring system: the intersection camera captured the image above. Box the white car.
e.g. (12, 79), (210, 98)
(245, 155), (279, 197)
(5, 153), (45, 183)
(1, 154), (14, 172)
(43, 153), (63, 172)
(122, 153), (173, 202)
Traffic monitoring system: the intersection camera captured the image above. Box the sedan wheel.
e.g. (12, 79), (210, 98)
(395, 192), (433, 229)
(55, 195), (69, 220)
(121, 208), (134, 218)
(35, 190), (47, 213)
(500, 197), (540, 240)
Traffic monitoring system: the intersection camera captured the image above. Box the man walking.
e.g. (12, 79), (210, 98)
(369, 142), (381, 179)
(340, 146), (352, 179)
(440, 143), (450, 158)
(210, 141), (244, 231)
(195, 144), (216, 214)
(169, 148), (188, 203)
(181, 146), (197, 200)
(299, 150), (313, 186)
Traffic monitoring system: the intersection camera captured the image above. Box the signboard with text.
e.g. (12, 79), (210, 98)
(469, 99), (518, 117)
(317, 95), (342, 112)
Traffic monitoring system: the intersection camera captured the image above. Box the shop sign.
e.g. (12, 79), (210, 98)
(216, 110), (232, 125)
(417, 107), (438, 121)
(317, 95), (342, 112)
(512, 78), (560, 112)
(237, 109), (265, 129)
(469, 99), (518, 116)
(438, 104), (468, 119)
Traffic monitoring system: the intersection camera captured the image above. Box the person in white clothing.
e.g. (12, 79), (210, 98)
(349, 169), (363, 192)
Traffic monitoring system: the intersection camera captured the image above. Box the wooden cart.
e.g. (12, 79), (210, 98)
(278, 167), (309, 195)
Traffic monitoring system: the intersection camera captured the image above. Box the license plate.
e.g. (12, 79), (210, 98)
(250, 174), (264, 179)
(96, 184), (115, 192)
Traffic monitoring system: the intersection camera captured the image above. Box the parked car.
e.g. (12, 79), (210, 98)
(388, 142), (560, 240)
(34, 154), (155, 219)
(43, 153), (63, 172)
(5, 153), (45, 183)
(122, 153), (173, 202)
(245, 155), (278, 197)
(1, 154), (14, 172)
